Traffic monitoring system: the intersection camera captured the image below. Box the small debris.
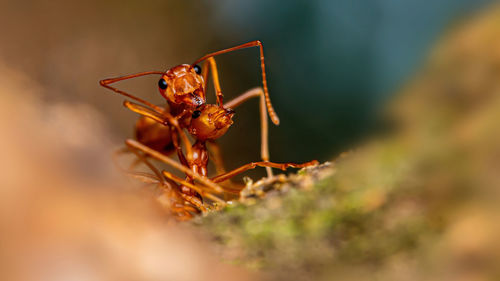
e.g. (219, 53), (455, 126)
(239, 162), (333, 203)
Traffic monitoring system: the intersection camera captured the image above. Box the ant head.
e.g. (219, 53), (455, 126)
(158, 64), (205, 108)
(188, 104), (235, 141)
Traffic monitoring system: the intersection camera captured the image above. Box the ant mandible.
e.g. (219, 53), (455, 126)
(100, 41), (318, 209)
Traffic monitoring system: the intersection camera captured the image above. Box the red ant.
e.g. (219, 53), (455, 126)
(100, 41), (318, 216)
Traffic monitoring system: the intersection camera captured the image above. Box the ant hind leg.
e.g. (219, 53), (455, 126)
(206, 141), (245, 197)
(125, 139), (224, 195)
(210, 160), (319, 184)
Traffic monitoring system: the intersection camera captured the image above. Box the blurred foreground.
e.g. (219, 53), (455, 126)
(0, 65), (252, 280)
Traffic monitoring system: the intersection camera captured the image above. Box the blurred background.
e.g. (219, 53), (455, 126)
(1, 1), (500, 280)
(0, 0), (493, 175)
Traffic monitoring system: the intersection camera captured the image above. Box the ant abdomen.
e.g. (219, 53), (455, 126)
(134, 116), (175, 155)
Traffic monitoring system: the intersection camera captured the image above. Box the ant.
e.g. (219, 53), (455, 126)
(100, 41), (318, 215)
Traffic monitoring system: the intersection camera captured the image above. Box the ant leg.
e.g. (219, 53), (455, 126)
(201, 59), (210, 86)
(115, 142), (202, 217)
(100, 72), (195, 162)
(112, 146), (163, 184)
(128, 171), (200, 218)
(192, 40), (280, 125)
(123, 100), (167, 123)
(206, 140), (227, 175)
(120, 143), (185, 193)
(125, 139), (224, 194)
(225, 87), (273, 177)
(170, 128), (189, 167)
(124, 144), (206, 215)
(162, 171), (206, 211)
(210, 160), (319, 183)
(127, 143), (167, 183)
(206, 141), (245, 196)
(161, 171), (225, 205)
(201, 57), (224, 106)
(123, 100), (193, 162)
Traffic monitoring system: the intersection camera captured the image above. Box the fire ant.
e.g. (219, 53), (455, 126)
(100, 41), (318, 215)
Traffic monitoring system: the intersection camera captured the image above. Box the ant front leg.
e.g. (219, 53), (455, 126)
(193, 40), (280, 125)
(100, 71), (195, 162)
(201, 57), (224, 107)
(123, 100), (194, 162)
(210, 160), (319, 183)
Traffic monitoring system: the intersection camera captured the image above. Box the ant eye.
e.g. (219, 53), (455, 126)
(193, 65), (201, 75)
(192, 110), (201, 119)
(158, 78), (167, 90)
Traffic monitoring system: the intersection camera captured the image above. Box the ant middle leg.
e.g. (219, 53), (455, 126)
(225, 87), (274, 177)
